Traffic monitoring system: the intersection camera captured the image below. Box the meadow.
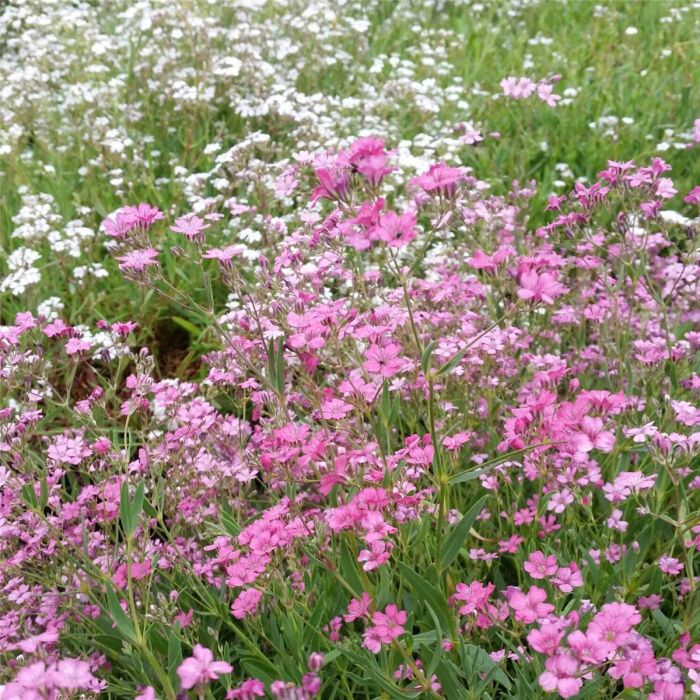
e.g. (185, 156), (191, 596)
(1, 0), (700, 698)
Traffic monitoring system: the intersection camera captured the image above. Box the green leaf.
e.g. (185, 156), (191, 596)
(435, 346), (468, 377)
(120, 480), (144, 537)
(39, 473), (49, 512)
(170, 315), (201, 337)
(440, 494), (487, 568)
(240, 656), (279, 685)
(105, 584), (138, 644)
(132, 482), (145, 527)
(119, 481), (133, 536)
(220, 505), (241, 538)
(461, 643), (511, 690)
(338, 648), (415, 700)
(21, 482), (39, 510)
(420, 339), (439, 375)
(339, 543), (364, 597)
(449, 445), (541, 485)
(680, 84), (691, 119)
(397, 562), (454, 638)
(275, 337), (285, 394)
(435, 658), (465, 697)
(167, 630), (183, 688)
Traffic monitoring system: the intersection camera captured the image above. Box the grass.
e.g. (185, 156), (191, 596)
(1, 2), (698, 351)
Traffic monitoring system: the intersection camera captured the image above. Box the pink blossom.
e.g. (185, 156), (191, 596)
(523, 551), (558, 579)
(451, 581), (495, 616)
(569, 416), (615, 455)
(65, 337), (92, 355)
(121, 203), (164, 229)
(658, 556), (683, 576)
(538, 653), (582, 698)
(320, 397), (354, 420)
(551, 564), (583, 593)
(517, 270), (567, 304)
(537, 82), (561, 107)
(103, 211), (137, 239)
(170, 214), (211, 241)
(362, 605), (407, 653)
(684, 185), (700, 205)
(50, 659), (95, 691)
(588, 602), (641, 648)
(505, 586), (554, 623)
(363, 343), (405, 377)
(345, 592), (372, 622)
(409, 162), (464, 196)
(501, 76), (537, 99)
(135, 687), (157, 700)
(376, 210), (417, 248)
(116, 248), (159, 272)
(228, 679), (266, 699)
(177, 644), (233, 689)
(231, 588), (263, 619)
(527, 623), (564, 656)
(656, 178), (677, 199)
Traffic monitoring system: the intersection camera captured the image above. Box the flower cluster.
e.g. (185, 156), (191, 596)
(2, 1), (700, 699)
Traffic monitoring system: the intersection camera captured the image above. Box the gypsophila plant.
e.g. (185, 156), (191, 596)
(1, 1), (700, 699)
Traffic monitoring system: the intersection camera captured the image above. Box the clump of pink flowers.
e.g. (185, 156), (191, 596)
(1, 131), (699, 700)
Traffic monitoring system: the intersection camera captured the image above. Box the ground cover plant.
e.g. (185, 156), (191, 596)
(1, 0), (700, 698)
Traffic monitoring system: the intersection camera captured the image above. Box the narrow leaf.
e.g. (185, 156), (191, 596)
(440, 494), (487, 568)
(105, 584), (138, 643)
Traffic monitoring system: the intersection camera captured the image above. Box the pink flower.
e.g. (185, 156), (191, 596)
(311, 166), (350, 202)
(228, 679), (266, 699)
(231, 588), (263, 619)
(569, 416), (615, 455)
(320, 397), (353, 420)
(65, 337), (92, 355)
(202, 244), (245, 264)
(528, 623), (564, 656)
(538, 654), (582, 698)
(537, 82), (561, 107)
(345, 592), (372, 622)
(638, 594), (662, 610)
(505, 586), (554, 623)
(121, 203), (164, 228)
(588, 602), (641, 648)
(523, 551), (558, 579)
(467, 247), (513, 274)
(135, 687), (157, 700)
(684, 185), (700, 205)
(656, 177), (677, 199)
(567, 629), (613, 664)
(357, 539), (392, 571)
(116, 248), (159, 272)
(608, 633), (656, 688)
(13, 629), (59, 654)
(177, 644), (233, 690)
(658, 556), (683, 576)
(546, 489), (574, 514)
(551, 563), (583, 593)
(362, 605), (407, 653)
(376, 211), (417, 248)
(170, 214), (211, 241)
(103, 211), (137, 239)
(451, 581), (495, 616)
(363, 343), (405, 378)
(517, 270), (567, 304)
(409, 162), (464, 196)
(650, 681), (685, 700)
(50, 659), (95, 691)
(501, 76), (537, 99)
(347, 136), (395, 187)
